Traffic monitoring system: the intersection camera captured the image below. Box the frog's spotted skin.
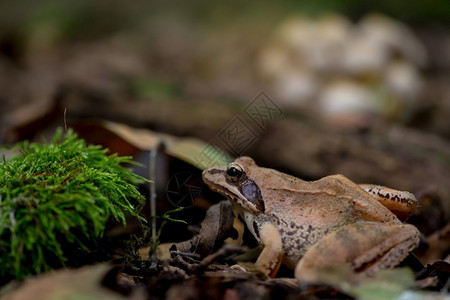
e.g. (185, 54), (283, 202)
(202, 157), (420, 282)
(271, 215), (329, 268)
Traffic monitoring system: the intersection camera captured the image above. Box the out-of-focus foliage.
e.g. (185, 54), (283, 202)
(0, 0), (448, 44)
(284, 0), (450, 24)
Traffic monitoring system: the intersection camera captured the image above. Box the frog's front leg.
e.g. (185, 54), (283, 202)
(294, 223), (420, 283)
(255, 222), (284, 277)
(359, 184), (417, 221)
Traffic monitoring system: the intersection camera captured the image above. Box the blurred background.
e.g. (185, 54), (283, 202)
(0, 0), (449, 229)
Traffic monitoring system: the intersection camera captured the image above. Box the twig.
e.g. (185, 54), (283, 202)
(170, 251), (201, 260)
(442, 275), (450, 294)
(195, 244), (247, 274)
(149, 149), (156, 265)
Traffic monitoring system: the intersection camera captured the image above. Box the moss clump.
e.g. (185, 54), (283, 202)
(0, 129), (146, 281)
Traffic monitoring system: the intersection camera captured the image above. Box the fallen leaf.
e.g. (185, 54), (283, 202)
(156, 201), (237, 258)
(2, 265), (124, 300)
(98, 120), (232, 170)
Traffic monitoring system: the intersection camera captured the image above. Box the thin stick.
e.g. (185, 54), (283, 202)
(63, 108), (68, 132)
(149, 146), (158, 264)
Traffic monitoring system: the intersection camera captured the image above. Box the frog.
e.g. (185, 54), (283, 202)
(202, 156), (420, 282)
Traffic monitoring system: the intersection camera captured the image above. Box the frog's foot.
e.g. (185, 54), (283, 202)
(294, 223), (420, 283)
(229, 262), (272, 279)
(230, 264), (249, 272)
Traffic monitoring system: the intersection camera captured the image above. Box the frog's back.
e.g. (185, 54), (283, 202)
(260, 174), (400, 266)
(263, 173), (400, 224)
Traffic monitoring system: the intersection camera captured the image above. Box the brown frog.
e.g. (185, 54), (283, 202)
(202, 157), (420, 282)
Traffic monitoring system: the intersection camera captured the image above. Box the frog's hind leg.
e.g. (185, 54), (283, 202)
(359, 184), (417, 221)
(295, 223), (420, 283)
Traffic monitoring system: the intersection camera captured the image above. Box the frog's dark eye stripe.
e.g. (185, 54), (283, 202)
(226, 162), (246, 183)
(239, 178), (265, 213)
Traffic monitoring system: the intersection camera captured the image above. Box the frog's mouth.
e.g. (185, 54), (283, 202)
(202, 169), (242, 202)
(202, 169), (265, 214)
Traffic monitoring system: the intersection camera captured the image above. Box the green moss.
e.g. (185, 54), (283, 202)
(0, 128), (146, 280)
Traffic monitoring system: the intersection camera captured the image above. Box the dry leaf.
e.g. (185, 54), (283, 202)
(2, 265), (124, 300)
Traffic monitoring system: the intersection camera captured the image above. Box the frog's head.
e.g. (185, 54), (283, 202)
(202, 156), (265, 214)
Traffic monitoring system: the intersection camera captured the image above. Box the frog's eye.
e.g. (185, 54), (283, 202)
(226, 162), (246, 183)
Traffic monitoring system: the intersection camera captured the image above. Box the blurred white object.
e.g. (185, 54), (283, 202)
(276, 14), (351, 72)
(258, 13), (427, 127)
(359, 14), (428, 67)
(318, 80), (379, 125)
(340, 33), (389, 75)
(384, 60), (422, 103)
(273, 69), (319, 105)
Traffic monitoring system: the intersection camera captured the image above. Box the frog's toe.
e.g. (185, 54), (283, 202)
(229, 262), (271, 279)
(230, 264), (248, 272)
